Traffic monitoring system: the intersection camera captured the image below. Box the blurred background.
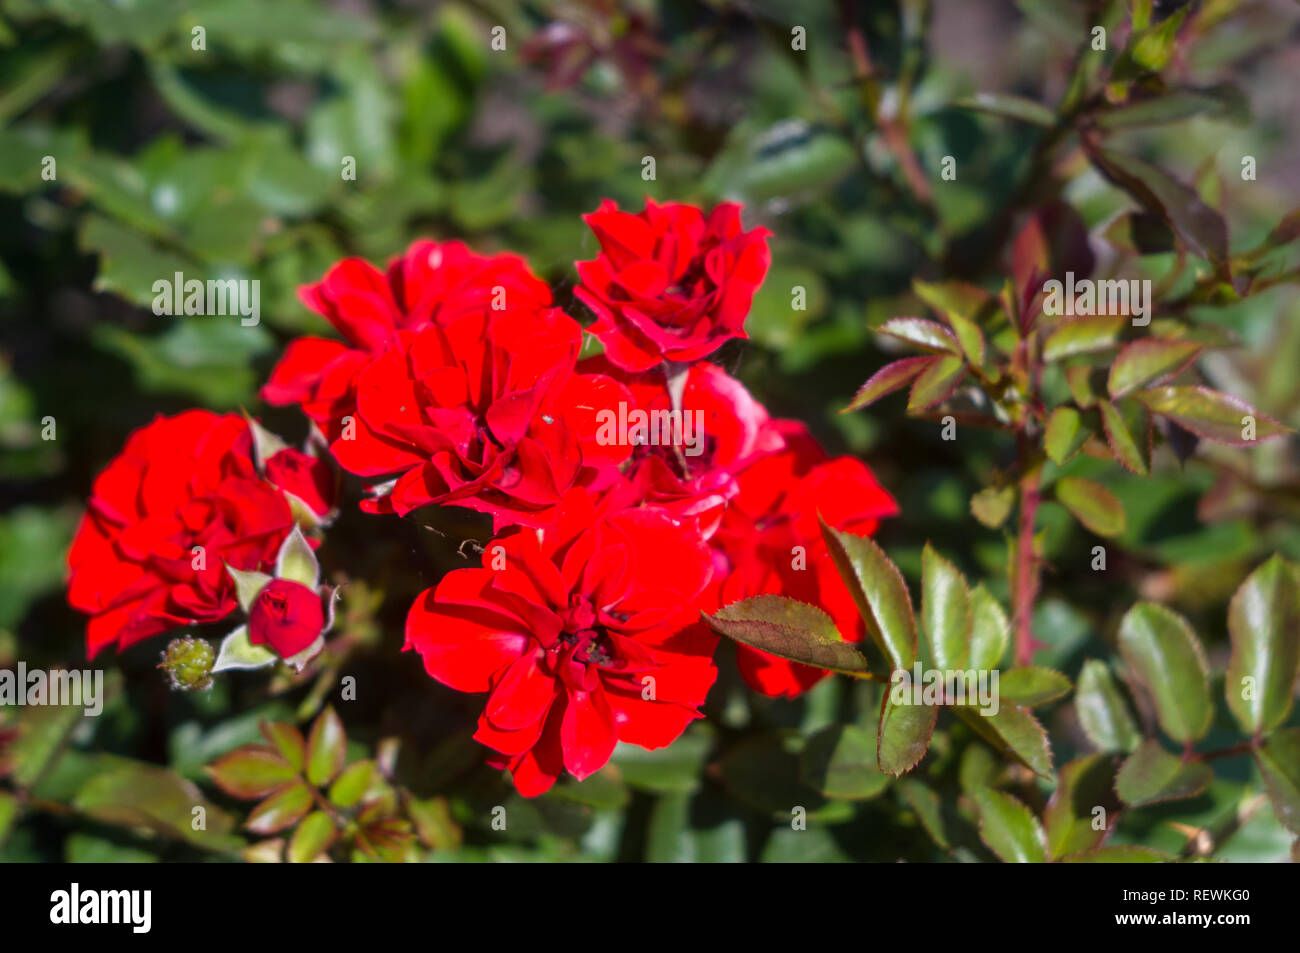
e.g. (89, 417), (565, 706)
(1, 0), (1298, 861)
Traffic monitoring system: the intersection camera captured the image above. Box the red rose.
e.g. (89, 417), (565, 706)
(264, 447), (336, 517)
(262, 239), (552, 439)
(581, 356), (783, 537)
(712, 421), (899, 697)
(67, 411), (295, 656)
(575, 199), (771, 371)
(248, 578), (325, 658)
(330, 308), (630, 530)
(404, 490), (718, 796)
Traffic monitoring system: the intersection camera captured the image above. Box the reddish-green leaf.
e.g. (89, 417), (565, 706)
(1043, 315), (1128, 362)
(1108, 338), (1202, 397)
(907, 355), (967, 411)
(704, 595), (872, 676)
(953, 705), (1054, 779)
(305, 707), (347, 788)
(1115, 740), (1212, 806)
(820, 519), (917, 671)
(1226, 555), (1300, 735)
(1060, 845), (1170, 862)
(328, 760), (377, 809)
(206, 745), (298, 799)
(1136, 386), (1290, 445)
(1119, 603), (1211, 743)
(287, 810), (336, 863)
(877, 317), (959, 354)
(246, 782), (314, 835)
(260, 721), (306, 773)
(843, 357), (932, 412)
(1055, 477), (1127, 537)
(1044, 406), (1094, 464)
(1098, 399), (1151, 475)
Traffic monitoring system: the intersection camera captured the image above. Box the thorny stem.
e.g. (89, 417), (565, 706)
(837, 0), (934, 208)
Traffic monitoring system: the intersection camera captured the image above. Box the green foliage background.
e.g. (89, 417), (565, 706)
(1, 0), (1299, 862)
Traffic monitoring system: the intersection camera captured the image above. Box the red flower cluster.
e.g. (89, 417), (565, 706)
(68, 199), (896, 796)
(68, 411), (307, 655)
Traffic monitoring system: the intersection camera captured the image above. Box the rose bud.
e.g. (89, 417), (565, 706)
(265, 447), (336, 518)
(248, 578), (325, 658)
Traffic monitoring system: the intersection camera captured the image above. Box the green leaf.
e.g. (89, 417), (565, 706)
(1098, 399), (1151, 476)
(1065, 365), (1108, 408)
(1254, 728), (1300, 835)
(1074, 660), (1141, 753)
(716, 732), (847, 821)
(970, 485), (1015, 529)
(1121, 6), (1188, 75)
(897, 778), (949, 849)
(287, 810), (336, 863)
(799, 724), (891, 800)
(305, 706), (346, 787)
(1044, 406), (1093, 465)
(1226, 556), (1300, 734)
(276, 525), (320, 588)
(1044, 754), (1119, 859)
(998, 667), (1071, 707)
(921, 545), (971, 671)
(843, 357), (932, 412)
(941, 309), (986, 368)
(328, 760), (376, 809)
(907, 355), (967, 411)
(951, 92), (1055, 127)
(1042, 315), (1128, 361)
(703, 595), (871, 676)
(73, 760), (239, 850)
(212, 625), (277, 673)
(971, 788), (1048, 863)
(952, 705), (1054, 779)
(967, 586), (1010, 671)
(1135, 386), (1290, 445)
(246, 782), (314, 834)
(1108, 339), (1203, 398)
(1118, 603), (1211, 743)
(260, 722), (307, 773)
(820, 520), (917, 671)
(1055, 477), (1127, 537)
(0, 791), (17, 844)
(1115, 739), (1213, 806)
(877, 691), (937, 777)
(878, 317), (959, 354)
(206, 745), (298, 799)
(224, 565), (271, 614)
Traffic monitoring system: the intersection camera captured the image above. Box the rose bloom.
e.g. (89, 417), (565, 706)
(580, 355), (783, 538)
(248, 578), (325, 658)
(405, 490), (718, 796)
(330, 307), (630, 530)
(575, 199), (772, 371)
(711, 421), (899, 698)
(262, 239), (553, 440)
(67, 411), (295, 656)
